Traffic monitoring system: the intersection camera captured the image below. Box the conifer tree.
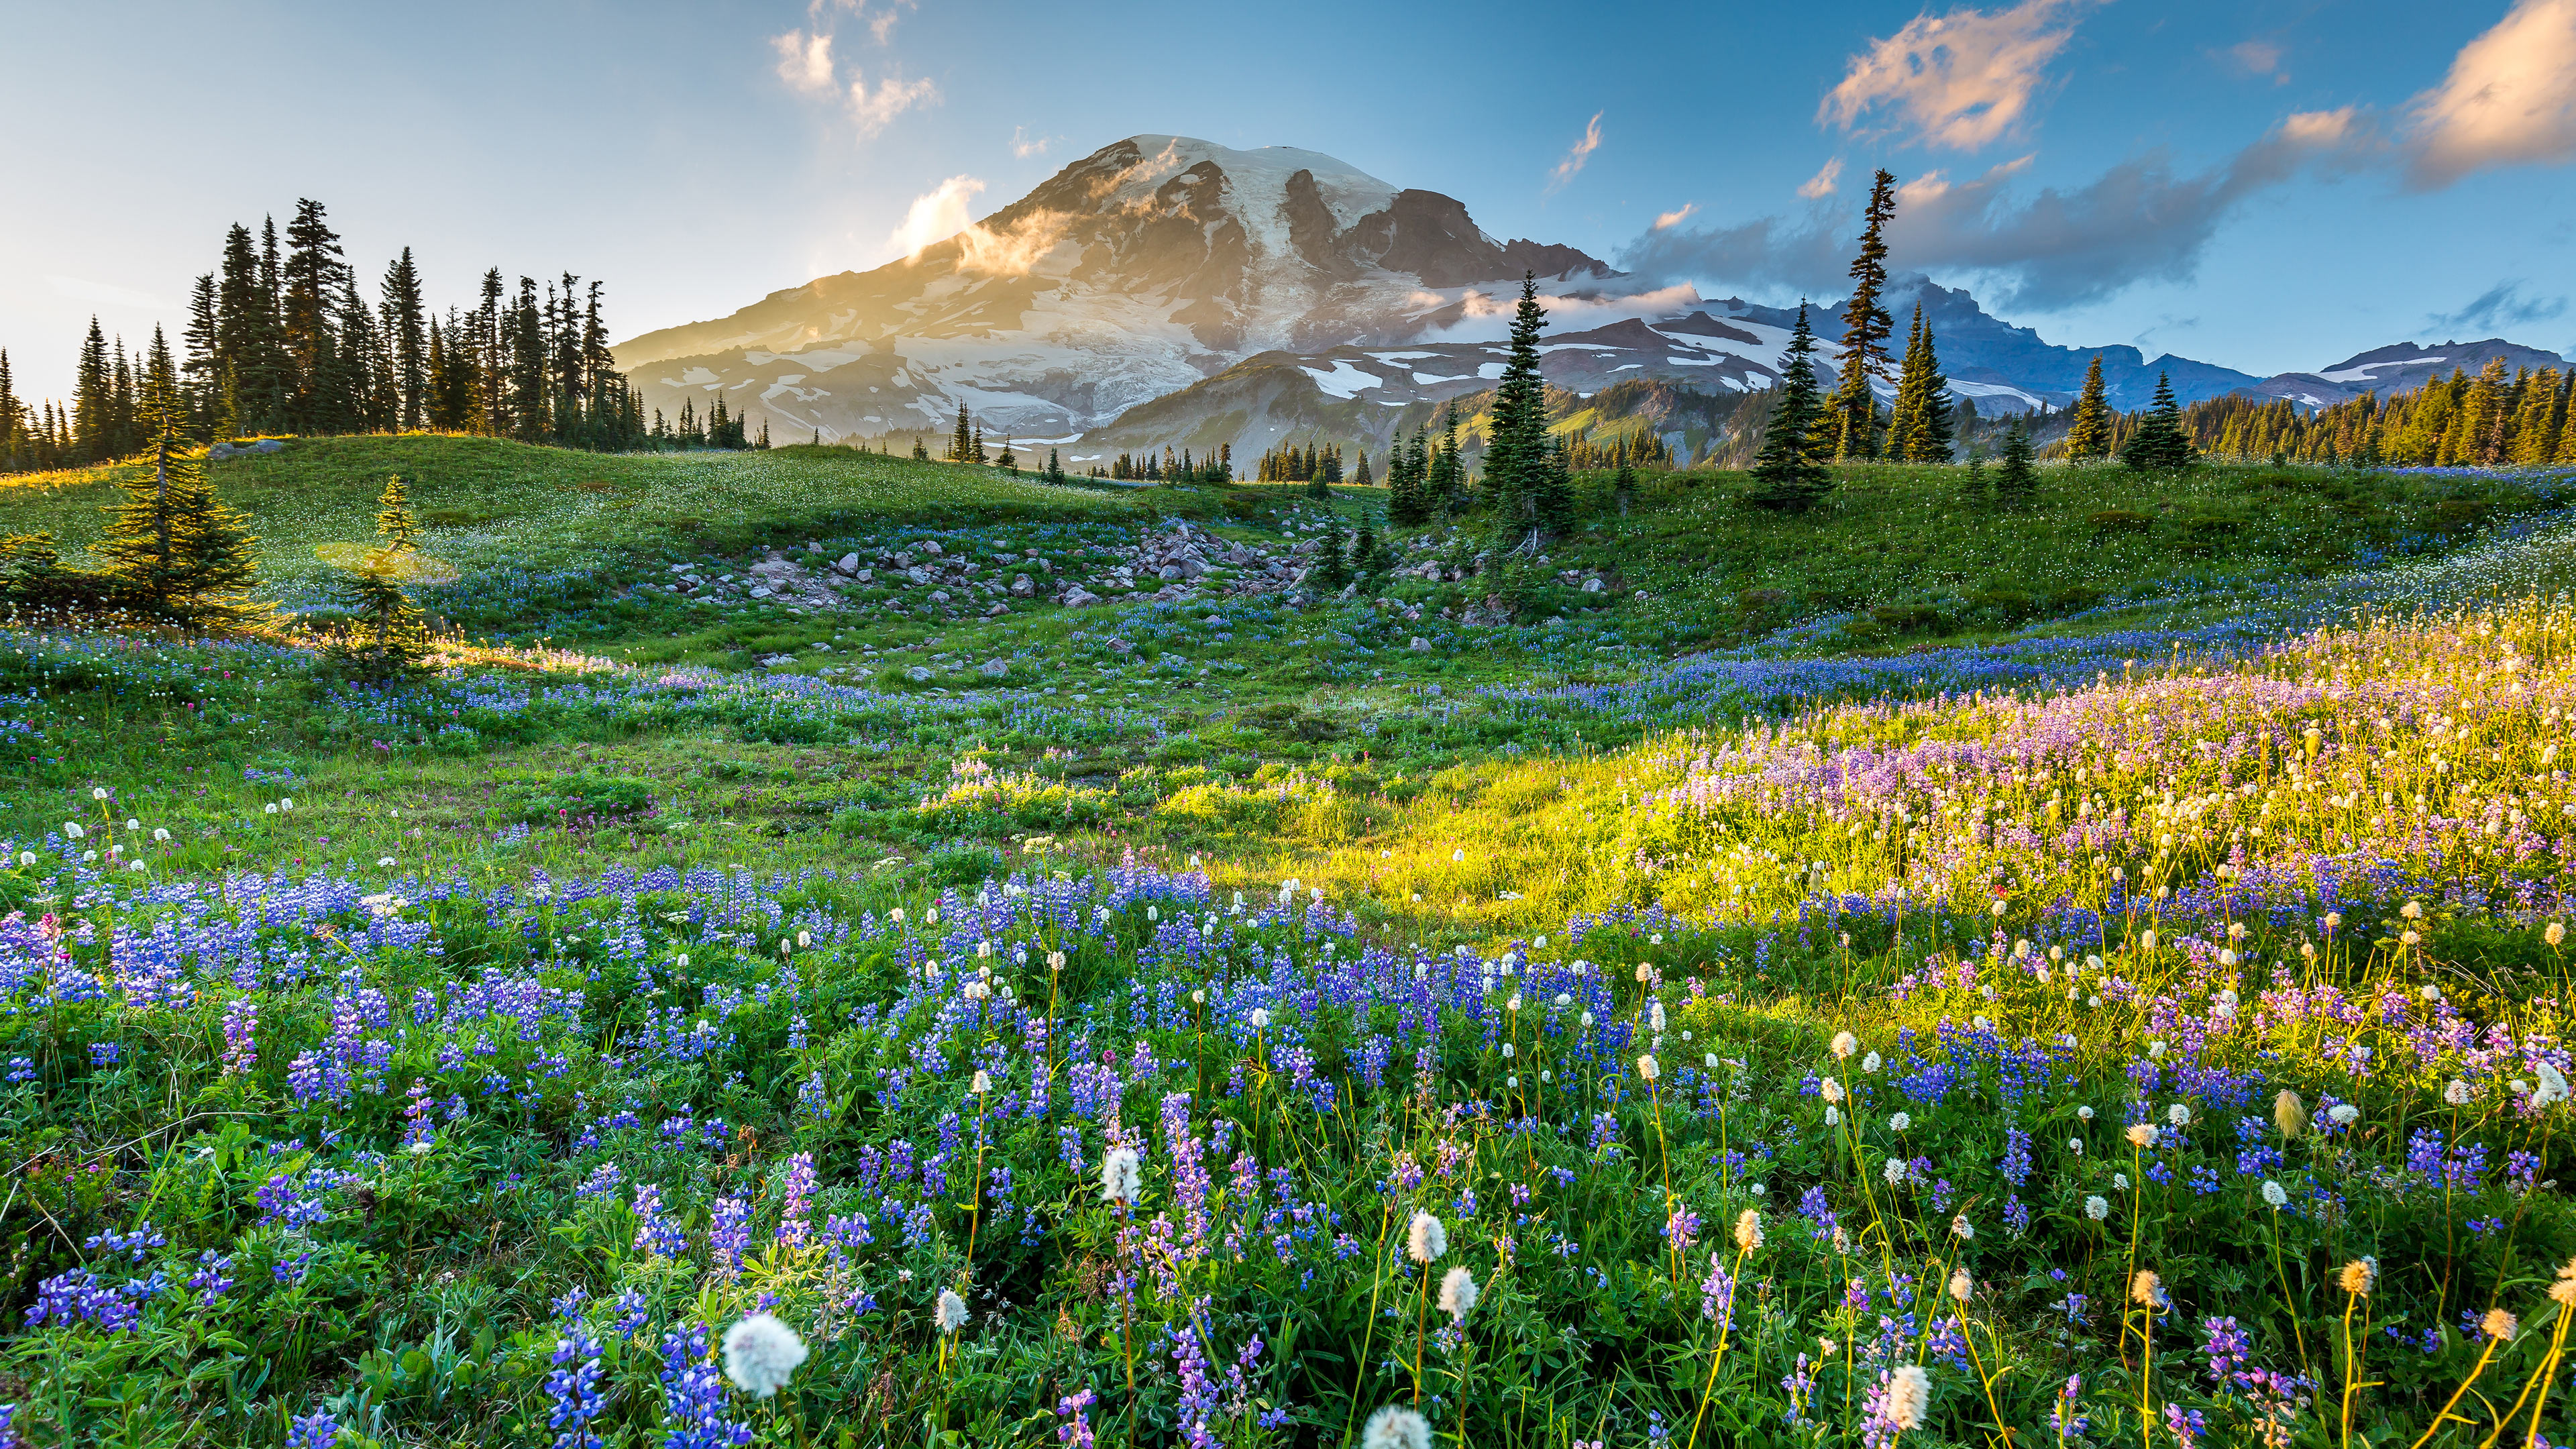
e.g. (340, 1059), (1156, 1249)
(1353, 449), (1373, 488)
(1483, 272), (1552, 544)
(1306, 455), (1330, 500)
(380, 248), (428, 430)
(2064, 356), (2113, 461)
(95, 421), (263, 630)
(325, 476), (433, 680)
(182, 275), (221, 432)
(72, 319), (115, 462)
(1888, 305), (1953, 462)
(949, 405), (972, 463)
(1746, 304), (1833, 511)
(1994, 420), (2037, 504)
(1313, 512), (1350, 595)
(2118, 372), (2197, 472)
(1828, 170), (1899, 461)
(1531, 434), (1575, 537)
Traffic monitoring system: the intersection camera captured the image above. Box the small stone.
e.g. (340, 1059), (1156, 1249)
(836, 553), (861, 573)
(920, 540), (944, 556)
(1582, 577), (1604, 594)
(904, 665), (933, 683)
(749, 586), (773, 599)
(1061, 587), (1102, 607)
(979, 658), (1010, 678)
(1409, 637), (1431, 651)
(1159, 564), (1183, 581)
(929, 590), (951, 603)
(1010, 574), (1036, 597)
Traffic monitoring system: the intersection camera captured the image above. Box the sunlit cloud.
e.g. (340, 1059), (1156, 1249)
(1797, 158), (1845, 199)
(771, 30), (835, 97)
(1652, 203), (1697, 231)
(1546, 113), (1604, 193)
(1012, 125), (1056, 158)
(845, 68), (938, 137)
(1821, 0), (2098, 150)
(2404, 0), (2576, 189)
(891, 176), (985, 258)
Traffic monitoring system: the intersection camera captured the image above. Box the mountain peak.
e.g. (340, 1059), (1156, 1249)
(616, 133), (1615, 441)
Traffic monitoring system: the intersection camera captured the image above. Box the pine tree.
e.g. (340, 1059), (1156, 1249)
(2118, 372), (2198, 472)
(1746, 304), (1833, 511)
(996, 435), (1016, 470)
(325, 476), (432, 680)
(181, 275), (221, 433)
(380, 248), (428, 431)
(2065, 356), (2113, 461)
(1353, 449), (1373, 488)
(949, 405), (972, 463)
(1888, 305), (1953, 462)
(1828, 170), (1899, 461)
(1531, 434), (1575, 536)
(72, 318), (115, 463)
(1483, 272), (1553, 544)
(95, 422), (263, 630)
(1313, 512), (1350, 595)
(1994, 420), (2037, 504)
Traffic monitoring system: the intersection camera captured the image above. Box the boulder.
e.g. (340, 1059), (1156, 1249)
(1010, 574), (1036, 597)
(928, 590), (951, 604)
(979, 657), (1010, 678)
(1158, 564), (1183, 582)
(1581, 577), (1604, 594)
(1060, 587), (1102, 607)
(904, 665), (934, 683)
(919, 540), (944, 556)
(835, 553), (861, 574)
(1409, 637), (1431, 652)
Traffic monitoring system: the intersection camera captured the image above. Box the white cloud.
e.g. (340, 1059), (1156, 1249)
(2226, 39), (2286, 80)
(890, 176), (985, 258)
(845, 67), (937, 137)
(1652, 203), (1697, 231)
(1622, 108), (2379, 311)
(1546, 113), (1604, 193)
(2405, 0), (2576, 189)
(1821, 0), (2096, 150)
(1012, 125), (1055, 158)
(1797, 158), (1845, 199)
(771, 30), (835, 97)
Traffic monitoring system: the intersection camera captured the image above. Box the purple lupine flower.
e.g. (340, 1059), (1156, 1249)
(285, 1409), (340, 1449)
(546, 1322), (608, 1449)
(775, 1153), (816, 1250)
(221, 998), (258, 1075)
(1056, 1388), (1097, 1448)
(656, 1324), (753, 1448)
(708, 1195), (751, 1279)
(631, 1183), (686, 1258)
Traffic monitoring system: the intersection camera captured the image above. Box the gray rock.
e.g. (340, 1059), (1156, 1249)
(928, 590), (951, 603)
(748, 586), (774, 600)
(1159, 564), (1183, 581)
(904, 665), (934, 683)
(1010, 574), (1036, 597)
(919, 540), (944, 556)
(835, 553), (861, 573)
(1409, 637), (1431, 651)
(1106, 637), (1134, 654)
(852, 569), (873, 584)
(1060, 587), (1102, 607)
(1581, 577), (1605, 594)
(979, 657), (1010, 678)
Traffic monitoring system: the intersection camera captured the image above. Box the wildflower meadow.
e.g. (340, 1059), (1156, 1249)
(5, 445), (2576, 1448)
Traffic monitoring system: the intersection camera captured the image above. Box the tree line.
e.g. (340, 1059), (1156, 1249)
(0, 198), (695, 472)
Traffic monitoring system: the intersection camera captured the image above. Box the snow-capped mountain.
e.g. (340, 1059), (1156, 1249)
(613, 134), (1631, 446)
(621, 135), (2570, 464)
(2236, 339), (2573, 410)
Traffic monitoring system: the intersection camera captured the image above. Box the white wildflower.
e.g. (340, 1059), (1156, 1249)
(721, 1313), (808, 1397)
(1102, 1147), (1142, 1205)
(1438, 1266), (1479, 1322)
(934, 1289), (969, 1333)
(1407, 1211), (1447, 1264)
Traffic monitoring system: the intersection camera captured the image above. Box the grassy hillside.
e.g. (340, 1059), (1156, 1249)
(0, 436), (1138, 597)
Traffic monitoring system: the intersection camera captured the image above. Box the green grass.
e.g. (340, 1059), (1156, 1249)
(0, 437), (1140, 596)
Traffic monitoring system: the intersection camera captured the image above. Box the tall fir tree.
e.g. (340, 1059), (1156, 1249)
(325, 475), (433, 680)
(1482, 272), (1553, 547)
(1827, 170), (1900, 461)
(380, 248), (428, 431)
(181, 275), (221, 433)
(2064, 355), (2113, 461)
(949, 404), (973, 463)
(1746, 304), (1833, 511)
(1887, 305), (1953, 462)
(2118, 372), (2198, 472)
(280, 199), (349, 432)
(72, 318), (115, 463)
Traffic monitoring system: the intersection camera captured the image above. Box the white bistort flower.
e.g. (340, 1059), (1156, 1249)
(1884, 1363), (1931, 1430)
(1407, 1210), (1447, 1264)
(1439, 1265), (1479, 1322)
(721, 1313), (808, 1397)
(2084, 1195), (2110, 1221)
(934, 1289), (969, 1333)
(1362, 1405), (1432, 1449)
(2262, 1180), (2289, 1208)
(1102, 1146), (1142, 1205)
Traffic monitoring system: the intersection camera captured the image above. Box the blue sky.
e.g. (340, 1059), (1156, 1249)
(7, 0), (2575, 398)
